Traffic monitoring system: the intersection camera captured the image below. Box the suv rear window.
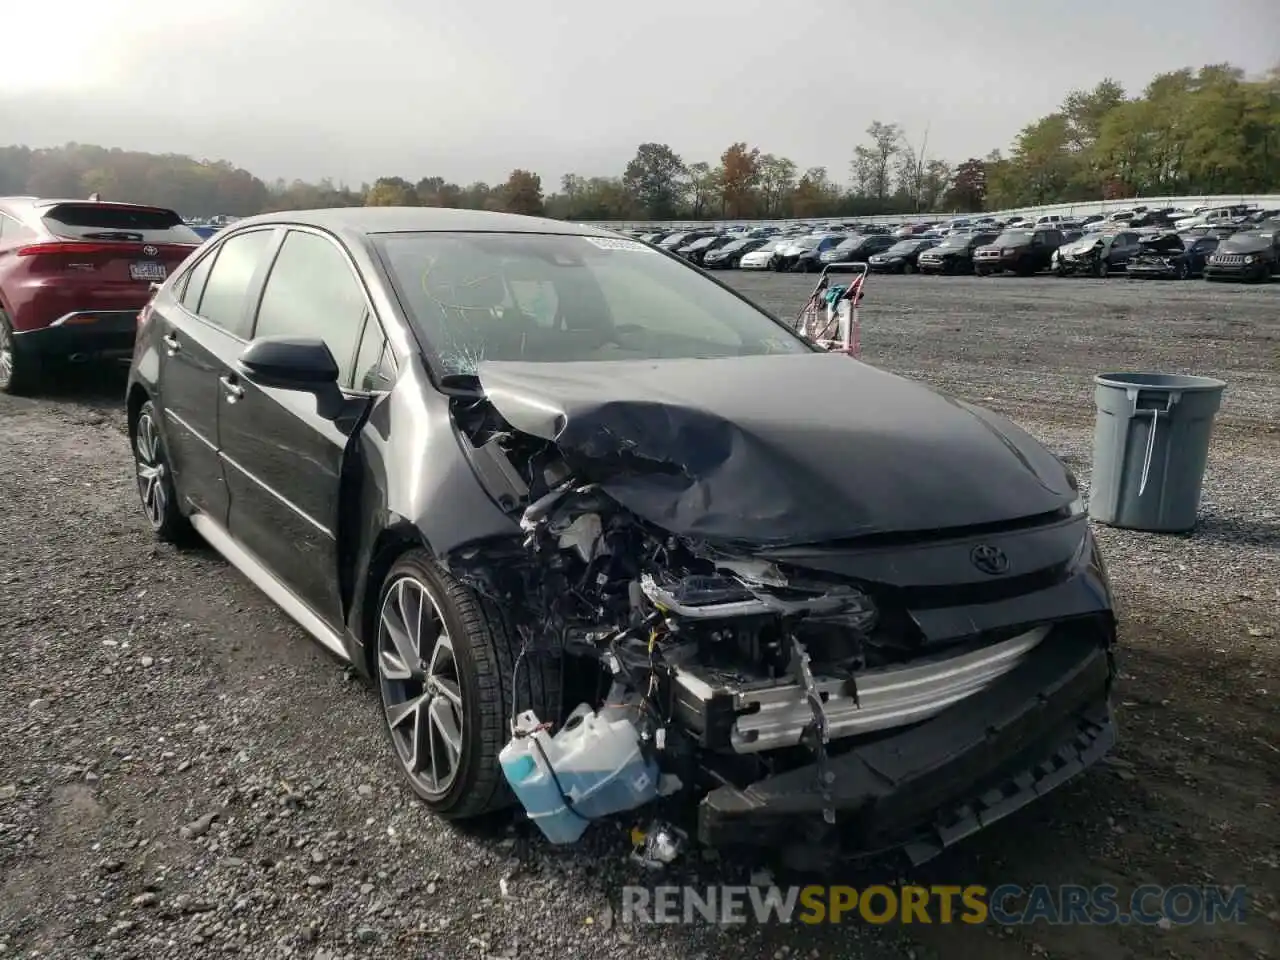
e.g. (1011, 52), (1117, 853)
(40, 203), (201, 244)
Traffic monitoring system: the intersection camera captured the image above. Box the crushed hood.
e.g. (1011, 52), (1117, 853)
(1061, 236), (1104, 256)
(476, 354), (1074, 547)
(1138, 233), (1185, 254)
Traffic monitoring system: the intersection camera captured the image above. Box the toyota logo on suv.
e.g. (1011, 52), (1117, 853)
(970, 544), (1010, 575)
(142, 244), (159, 257)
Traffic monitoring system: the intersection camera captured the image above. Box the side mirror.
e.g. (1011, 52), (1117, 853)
(238, 336), (339, 391)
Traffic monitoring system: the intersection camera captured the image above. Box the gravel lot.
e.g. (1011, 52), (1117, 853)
(1, 273), (1277, 960)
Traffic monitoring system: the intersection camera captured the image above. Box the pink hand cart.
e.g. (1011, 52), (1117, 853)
(790, 262), (869, 357)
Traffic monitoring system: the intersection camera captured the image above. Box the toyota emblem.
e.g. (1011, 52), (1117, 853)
(142, 244), (159, 257)
(970, 544), (1010, 575)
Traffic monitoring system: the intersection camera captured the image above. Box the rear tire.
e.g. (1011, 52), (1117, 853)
(0, 312), (40, 396)
(374, 550), (562, 820)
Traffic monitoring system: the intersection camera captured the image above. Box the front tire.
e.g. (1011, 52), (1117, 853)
(131, 400), (193, 543)
(0, 312), (40, 396)
(374, 550), (561, 820)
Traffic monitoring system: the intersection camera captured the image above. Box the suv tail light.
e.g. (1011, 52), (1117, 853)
(16, 241), (197, 257)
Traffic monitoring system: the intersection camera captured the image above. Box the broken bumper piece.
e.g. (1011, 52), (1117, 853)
(696, 627), (1114, 864)
(673, 624), (1050, 753)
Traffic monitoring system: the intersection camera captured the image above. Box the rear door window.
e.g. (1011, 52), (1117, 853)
(179, 251), (217, 312)
(196, 230), (276, 338)
(39, 203), (202, 244)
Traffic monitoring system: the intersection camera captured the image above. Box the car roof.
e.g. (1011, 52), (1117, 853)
(0, 195), (184, 228)
(227, 206), (619, 239)
(1, 196), (177, 212)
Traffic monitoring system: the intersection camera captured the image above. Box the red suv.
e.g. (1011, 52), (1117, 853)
(0, 197), (202, 394)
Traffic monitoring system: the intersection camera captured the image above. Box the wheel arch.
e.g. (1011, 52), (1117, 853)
(126, 383), (150, 437)
(351, 521), (434, 677)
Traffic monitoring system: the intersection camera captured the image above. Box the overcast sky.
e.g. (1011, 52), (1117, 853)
(2, 0), (1276, 190)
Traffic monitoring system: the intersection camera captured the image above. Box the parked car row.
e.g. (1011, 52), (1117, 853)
(615, 215), (1280, 283)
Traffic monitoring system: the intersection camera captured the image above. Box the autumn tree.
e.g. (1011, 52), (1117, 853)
(917, 159), (953, 211)
(718, 142), (761, 217)
(756, 154), (797, 218)
(850, 121), (901, 201)
(683, 162), (719, 219)
(365, 176), (419, 206)
(944, 158), (987, 211)
(1063, 78), (1127, 152)
(1007, 114), (1074, 204)
(622, 143), (686, 219)
(547, 176), (634, 220)
(500, 169), (544, 216)
(458, 181), (495, 210)
(791, 167), (838, 217)
(414, 176), (463, 207)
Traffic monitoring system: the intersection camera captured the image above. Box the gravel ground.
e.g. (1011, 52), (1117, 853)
(1, 273), (1277, 960)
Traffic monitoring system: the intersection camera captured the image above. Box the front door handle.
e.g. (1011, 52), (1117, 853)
(162, 333), (181, 354)
(219, 375), (245, 403)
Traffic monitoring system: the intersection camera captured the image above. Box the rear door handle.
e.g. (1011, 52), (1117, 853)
(162, 333), (180, 353)
(219, 375), (244, 402)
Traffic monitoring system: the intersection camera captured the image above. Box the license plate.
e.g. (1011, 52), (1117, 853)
(130, 262), (167, 282)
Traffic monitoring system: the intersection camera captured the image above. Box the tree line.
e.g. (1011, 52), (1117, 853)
(1, 63), (1275, 222)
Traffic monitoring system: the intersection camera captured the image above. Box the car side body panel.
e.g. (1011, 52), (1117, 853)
(340, 357), (522, 673)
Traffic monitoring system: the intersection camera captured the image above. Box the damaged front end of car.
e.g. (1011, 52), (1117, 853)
(441, 356), (1118, 867)
(1055, 237), (1106, 275)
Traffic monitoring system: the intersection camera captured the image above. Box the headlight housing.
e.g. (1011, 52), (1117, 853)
(1063, 467), (1086, 515)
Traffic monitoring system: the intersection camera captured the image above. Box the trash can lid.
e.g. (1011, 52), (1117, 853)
(1094, 372), (1226, 392)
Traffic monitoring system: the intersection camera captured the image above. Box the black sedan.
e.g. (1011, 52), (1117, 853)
(701, 235), (767, 269)
(675, 233), (734, 265)
(1126, 233), (1218, 280)
(126, 208), (1117, 865)
(817, 233), (898, 267)
(867, 238), (940, 274)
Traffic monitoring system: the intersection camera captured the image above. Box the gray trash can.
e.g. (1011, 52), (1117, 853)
(1089, 373), (1226, 533)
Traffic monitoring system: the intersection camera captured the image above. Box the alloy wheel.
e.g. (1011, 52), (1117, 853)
(0, 323), (13, 390)
(377, 576), (465, 798)
(134, 411), (169, 529)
